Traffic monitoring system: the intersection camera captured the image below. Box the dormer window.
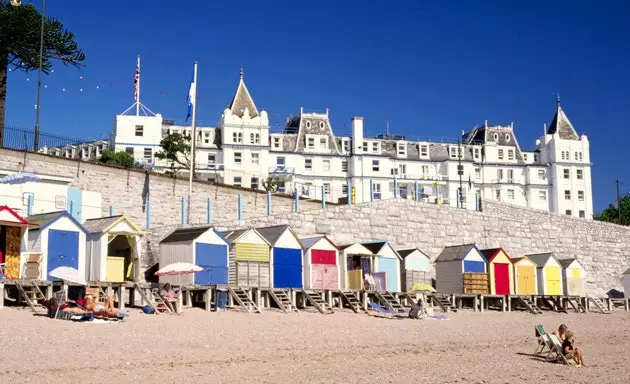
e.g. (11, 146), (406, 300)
(473, 148), (480, 160)
(505, 133), (511, 142)
(397, 143), (406, 156)
(319, 137), (327, 150)
(372, 142), (379, 153)
(493, 133), (499, 141)
(449, 146), (463, 159)
(507, 149), (514, 161)
(307, 137), (315, 149)
(420, 144), (429, 158)
(273, 136), (282, 149)
(135, 125), (144, 136)
(342, 139), (349, 152)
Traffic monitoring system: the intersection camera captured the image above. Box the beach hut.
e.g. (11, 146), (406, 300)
(512, 256), (538, 295)
(159, 226), (230, 286)
(623, 269), (630, 298)
(84, 215), (145, 283)
(301, 235), (340, 290)
(558, 258), (587, 297)
(435, 244), (489, 294)
(397, 247), (431, 292)
(358, 241), (402, 292)
(340, 242), (375, 290)
(526, 253), (563, 296)
(256, 225), (303, 289)
(481, 248), (515, 295)
(0, 206), (37, 279)
(222, 228), (271, 288)
(26, 211), (89, 281)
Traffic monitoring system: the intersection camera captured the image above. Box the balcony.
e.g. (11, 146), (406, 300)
(269, 166), (295, 174)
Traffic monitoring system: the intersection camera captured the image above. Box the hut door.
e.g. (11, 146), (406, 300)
(546, 267), (562, 295)
(0, 225), (6, 264)
(493, 263), (510, 295)
(47, 230), (80, 280)
(568, 268), (581, 296)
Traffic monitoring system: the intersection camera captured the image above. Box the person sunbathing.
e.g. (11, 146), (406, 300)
(83, 295), (120, 315)
(562, 331), (586, 366)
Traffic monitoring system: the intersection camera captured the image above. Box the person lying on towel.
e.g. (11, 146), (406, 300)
(46, 295), (120, 317)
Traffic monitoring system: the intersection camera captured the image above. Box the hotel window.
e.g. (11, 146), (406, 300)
(125, 147), (134, 155)
(323, 159), (331, 172)
(143, 148), (152, 160)
(420, 145), (429, 157)
(579, 210), (585, 218)
(397, 143), (406, 156)
(578, 152), (583, 161)
(251, 152), (259, 165)
(135, 125), (144, 136)
(564, 169), (570, 179)
(203, 132), (210, 144)
(207, 154), (216, 166)
(473, 148), (480, 160)
(507, 149), (514, 161)
(305, 158), (312, 170)
(576, 169), (583, 180)
(495, 190), (501, 201)
(372, 160), (380, 172)
(234, 152), (242, 165)
(372, 142), (379, 153)
(507, 189), (515, 200)
(398, 164), (407, 176)
(342, 140), (349, 152)
(319, 137), (328, 150)
(250, 133), (260, 144)
(277, 181), (286, 193)
(497, 169), (504, 181)
(273, 137), (281, 149)
(539, 191), (547, 201)
(565, 190), (571, 200)
(307, 137), (315, 149)
(323, 183), (331, 196)
(578, 190), (584, 201)
(538, 169), (546, 179)
(363, 142), (368, 152)
(507, 169), (514, 182)
(342, 184), (348, 194)
(421, 165), (429, 177)
(277, 157), (285, 166)
(233, 177), (242, 187)
(498, 149), (504, 160)
(251, 177), (259, 189)
(372, 183), (382, 199)
(341, 160), (348, 172)
(474, 168), (481, 180)
(233, 132), (242, 143)
(574, 152), (579, 161)
(566, 210), (572, 216)
(523, 154), (528, 161)
(449, 146), (463, 159)
(534, 154), (539, 162)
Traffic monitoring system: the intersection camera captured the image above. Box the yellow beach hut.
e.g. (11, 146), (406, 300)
(221, 228), (271, 288)
(559, 258), (587, 297)
(512, 256), (538, 295)
(526, 253), (563, 296)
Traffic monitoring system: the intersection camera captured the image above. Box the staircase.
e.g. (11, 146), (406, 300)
(16, 282), (46, 313)
(302, 290), (334, 314)
(134, 283), (161, 314)
(430, 293), (457, 313)
(516, 296), (543, 315)
(269, 289), (298, 313)
(565, 297), (586, 313)
(227, 286), (261, 314)
(375, 291), (406, 313)
(539, 296), (568, 313)
(339, 290), (364, 313)
(588, 297), (611, 314)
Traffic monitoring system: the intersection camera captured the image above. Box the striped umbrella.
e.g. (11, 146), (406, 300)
(0, 172), (41, 185)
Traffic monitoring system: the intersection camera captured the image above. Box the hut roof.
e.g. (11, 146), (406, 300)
(360, 241), (387, 254)
(435, 244), (479, 262)
(558, 258), (580, 268)
(161, 226), (211, 243)
(255, 225), (290, 245)
(525, 252), (555, 267)
(83, 215), (124, 233)
(27, 210), (88, 234)
(220, 228), (247, 240)
(0, 205), (37, 227)
(397, 248), (417, 258)
(300, 235), (339, 250)
(481, 248), (512, 263)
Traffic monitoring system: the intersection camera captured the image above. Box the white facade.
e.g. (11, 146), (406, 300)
(52, 74), (593, 218)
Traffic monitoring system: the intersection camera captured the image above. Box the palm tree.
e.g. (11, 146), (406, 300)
(0, 1), (85, 146)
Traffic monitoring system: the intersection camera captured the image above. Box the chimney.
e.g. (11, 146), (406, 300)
(351, 117), (364, 153)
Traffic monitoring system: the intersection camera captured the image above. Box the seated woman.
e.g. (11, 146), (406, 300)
(408, 299), (425, 319)
(555, 324), (568, 341)
(161, 283), (181, 315)
(562, 331), (586, 366)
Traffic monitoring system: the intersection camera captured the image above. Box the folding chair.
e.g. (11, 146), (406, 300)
(534, 324), (554, 355)
(546, 334), (578, 365)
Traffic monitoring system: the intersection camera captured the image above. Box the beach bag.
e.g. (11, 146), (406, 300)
(142, 305), (155, 314)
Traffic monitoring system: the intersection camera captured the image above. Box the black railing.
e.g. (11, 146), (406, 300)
(0, 126), (96, 151)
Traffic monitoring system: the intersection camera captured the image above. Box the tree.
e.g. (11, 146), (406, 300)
(99, 149), (136, 169)
(0, 1), (86, 144)
(262, 175), (283, 193)
(594, 195), (630, 226)
(155, 133), (191, 170)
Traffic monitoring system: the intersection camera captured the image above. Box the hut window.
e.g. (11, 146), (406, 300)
(539, 191), (547, 201)
(251, 177), (259, 189)
(233, 177), (242, 187)
(341, 160), (348, 172)
(135, 125), (144, 136)
(305, 159), (312, 170)
(372, 160), (380, 172)
(564, 190), (571, 200)
(323, 159), (331, 172)
(576, 169), (583, 180)
(234, 152), (242, 164)
(251, 152), (259, 165)
(578, 190), (584, 201)
(579, 210), (585, 218)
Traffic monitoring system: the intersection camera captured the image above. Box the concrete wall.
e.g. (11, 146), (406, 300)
(0, 148), (321, 229)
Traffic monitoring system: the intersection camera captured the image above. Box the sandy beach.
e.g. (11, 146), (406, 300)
(0, 307), (627, 384)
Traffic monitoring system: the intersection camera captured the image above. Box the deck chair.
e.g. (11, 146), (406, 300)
(151, 289), (173, 313)
(534, 324), (554, 355)
(546, 334), (578, 365)
(364, 274), (376, 291)
(369, 302), (405, 318)
(22, 254), (42, 280)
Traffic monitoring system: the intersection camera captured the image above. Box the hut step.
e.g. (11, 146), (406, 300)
(302, 291), (334, 314)
(15, 282), (46, 313)
(269, 290), (299, 313)
(339, 290), (364, 313)
(539, 297), (568, 313)
(516, 296), (543, 314)
(430, 293), (458, 313)
(375, 291), (406, 313)
(134, 283), (162, 314)
(566, 297), (586, 313)
(227, 286), (261, 314)
(588, 297), (611, 314)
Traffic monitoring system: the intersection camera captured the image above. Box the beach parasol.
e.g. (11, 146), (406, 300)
(154, 262), (203, 276)
(49, 266), (87, 285)
(410, 283), (436, 292)
(0, 172), (41, 185)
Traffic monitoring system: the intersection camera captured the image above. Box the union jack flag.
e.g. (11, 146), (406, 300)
(134, 57), (140, 101)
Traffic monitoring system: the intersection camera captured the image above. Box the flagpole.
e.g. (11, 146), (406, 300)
(187, 61), (198, 224)
(136, 55), (140, 116)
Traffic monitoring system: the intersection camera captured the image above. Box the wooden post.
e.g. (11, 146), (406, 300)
(0, 282), (4, 309)
(625, 299), (629, 312)
(117, 285), (125, 311)
(256, 289), (262, 309)
(45, 283), (52, 300)
(584, 297), (589, 313)
(478, 296), (482, 313)
(205, 288), (212, 312)
(507, 296), (512, 312)
(128, 286), (136, 308)
(501, 296), (506, 312)
(362, 291), (368, 311)
(326, 290), (332, 307)
(607, 298), (613, 312)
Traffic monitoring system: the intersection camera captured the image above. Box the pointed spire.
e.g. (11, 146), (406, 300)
(556, 92), (561, 106)
(547, 95), (579, 140)
(228, 68), (259, 118)
(240, 67), (244, 80)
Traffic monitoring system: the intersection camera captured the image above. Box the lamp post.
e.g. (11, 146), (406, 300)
(33, 0), (45, 151)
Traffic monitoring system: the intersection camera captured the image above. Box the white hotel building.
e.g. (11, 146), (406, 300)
(44, 73), (594, 219)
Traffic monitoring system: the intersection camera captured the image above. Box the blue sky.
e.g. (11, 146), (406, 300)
(5, 0), (630, 211)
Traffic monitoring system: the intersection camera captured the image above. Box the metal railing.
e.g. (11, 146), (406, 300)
(1, 126), (105, 152)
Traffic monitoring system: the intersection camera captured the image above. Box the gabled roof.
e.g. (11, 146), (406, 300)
(338, 242), (374, 255)
(511, 256), (534, 265)
(161, 226), (229, 245)
(525, 252), (557, 267)
(300, 235), (338, 250)
(481, 248), (513, 263)
(361, 241), (387, 254)
(435, 244), (485, 262)
(397, 248), (429, 259)
(228, 70), (259, 118)
(220, 228), (270, 246)
(547, 100), (579, 140)
(0, 205), (37, 227)
(558, 258), (582, 269)
(83, 215), (143, 234)
(27, 211), (88, 234)
(255, 225), (290, 246)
